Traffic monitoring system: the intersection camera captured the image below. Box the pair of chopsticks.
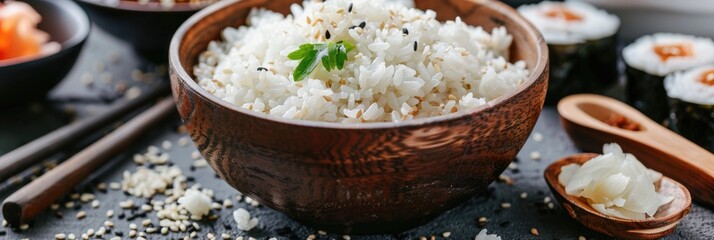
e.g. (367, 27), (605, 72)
(1, 83), (176, 227)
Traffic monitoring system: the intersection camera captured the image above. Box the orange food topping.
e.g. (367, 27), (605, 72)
(544, 6), (583, 22)
(605, 114), (640, 131)
(0, 1), (55, 62)
(699, 69), (714, 86)
(652, 43), (693, 62)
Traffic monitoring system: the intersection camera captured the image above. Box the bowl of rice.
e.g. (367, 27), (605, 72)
(170, 0), (548, 233)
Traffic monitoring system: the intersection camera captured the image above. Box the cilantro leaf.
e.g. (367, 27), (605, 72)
(288, 40), (355, 81)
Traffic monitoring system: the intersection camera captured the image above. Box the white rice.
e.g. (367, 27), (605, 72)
(623, 33), (714, 77)
(664, 65), (714, 105)
(194, 0), (528, 123)
(518, 1), (620, 45)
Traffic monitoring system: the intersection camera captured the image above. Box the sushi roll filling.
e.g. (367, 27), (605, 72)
(699, 69), (714, 86)
(653, 43), (693, 62)
(543, 6), (583, 22)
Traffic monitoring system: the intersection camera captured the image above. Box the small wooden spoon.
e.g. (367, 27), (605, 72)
(558, 94), (714, 207)
(545, 153), (691, 240)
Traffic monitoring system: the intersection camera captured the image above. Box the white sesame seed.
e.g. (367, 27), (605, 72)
(67, 233), (76, 240)
(578, 236), (587, 240)
(95, 227), (106, 236)
(109, 182), (121, 190)
(2, 219), (7, 226)
(81, 233), (89, 240)
(76, 211), (87, 220)
(223, 199), (233, 208)
(91, 200), (100, 208)
(191, 151), (201, 160)
(207, 233), (215, 239)
(501, 202), (511, 208)
(137, 237), (147, 240)
(86, 228), (94, 236)
(520, 192), (528, 199)
(64, 201), (75, 209)
(142, 219), (152, 227)
(130, 223), (138, 230)
(222, 233), (231, 239)
(544, 197), (551, 203)
(343, 235), (351, 240)
(20, 223), (29, 230)
(50, 203), (60, 210)
(106, 210), (114, 218)
(104, 220), (114, 228)
(162, 140), (173, 150)
(129, 230), (137, 238)
(110, 237), (121, 240)
(530, 151), (541, 160)
(442, 232), (451, 238)
(146, 227), (157, 233)
(125, 86), (142, 99)
(55, 233), (66, 239)
(533, 132), (543, 142)
(161, 227), (169, 235)
(236, 237), (244, 240)
(193, 159), (209, 168)
(548, 202), (555, 209)
(178, 137), (190, 147)
(317, 230), (327, 235)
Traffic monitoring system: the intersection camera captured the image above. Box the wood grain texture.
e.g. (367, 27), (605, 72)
(169, 0), (548, 233)
(545, 153), (691, 240)
(558, 94), (714, 207)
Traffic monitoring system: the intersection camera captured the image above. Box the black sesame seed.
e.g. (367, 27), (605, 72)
(413, 41), (418, 51)
(257, 67), (268, 72)
(117, 212), (126, 219)
(349, 25), (357, 30)
(348, 3), (353, 13)
(325, 30), (331, 39)
(402, 28), (409, 35)
(115, 231), (124, 236)
(0, 230), (6, 236)
(359, 21), (366, 28)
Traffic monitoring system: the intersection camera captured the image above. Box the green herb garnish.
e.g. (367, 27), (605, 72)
(288, 40), (355, 81)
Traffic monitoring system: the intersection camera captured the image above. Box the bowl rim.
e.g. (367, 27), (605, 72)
(169, 0), (548, 130)
(0, 0), (90, 68)
(75, 0), (214, 12)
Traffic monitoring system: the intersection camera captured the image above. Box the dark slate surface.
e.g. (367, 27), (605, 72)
(0, 25), (713, 240)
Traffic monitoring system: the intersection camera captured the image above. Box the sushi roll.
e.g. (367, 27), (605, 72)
(622, 33), (714, 122)
(664, 65), (714, 152)
(519, 1), (620, 104)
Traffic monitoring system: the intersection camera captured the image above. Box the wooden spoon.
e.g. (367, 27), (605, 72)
(545, 153), (691, 240)
(557, 94), (714, 207)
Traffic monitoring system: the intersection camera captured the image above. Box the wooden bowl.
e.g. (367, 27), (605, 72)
(0, 0), (90, 108)
(169, 0), (549, 234)
(74, 0), (215, 62)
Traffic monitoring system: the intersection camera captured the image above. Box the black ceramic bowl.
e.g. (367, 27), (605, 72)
(74, 0), (215, 62)
(0, 0), (90, 107)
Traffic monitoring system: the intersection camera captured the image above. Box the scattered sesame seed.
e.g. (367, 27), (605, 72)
(76, 211), (87, 220)
(64, 201), (75, 209)
(1, 219), (6, 227)
(222, 233), (231, 239)
(110, 237), (121, 240)
(317, 230), (327, 235)
(359, 21), (366, 28)
(578, 236), (587, 240)
(257, 67), (268, 72)
(442, 232), (451, 237)
(343, 235), (351, 240)
(191, 151), (202, 160)
(67, 233), (76, 240)
(402, 28), (409, 35)
(413, 41), (418, 51)
(125, 86), (142, 100)
(348, 3), (353, 12)
(500, 202), (511, 208)
(130, 223), (138, 230)
(129, 230), (137, 238)
(162, 140), (173, 150)
(109, 182), (121, 190)
(530, 151), (541, 160)
(178, 137), (190, 147)
(55, 233), (66, 240)
(91, 200), (100, 208)
(161, 227), (169, 235)
(533, 132), (543, 142)
(142, 219), (152, 227)
(520, 192), (528, 199)
(544, 197), (551, 203)
(530, 228), (539, 236)
(325, 30), (331, 39)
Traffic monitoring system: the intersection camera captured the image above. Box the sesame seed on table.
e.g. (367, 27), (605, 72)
(0, 24), (713, 240)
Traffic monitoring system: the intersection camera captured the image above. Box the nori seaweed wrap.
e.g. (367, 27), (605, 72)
(548, 35), (618, 104)
(622, 33), (714, 123)
(518, 1), (620, 104)
(665, 65), (714, 152)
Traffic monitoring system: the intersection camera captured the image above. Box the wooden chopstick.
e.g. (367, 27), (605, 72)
(0, 82), (170, 183)
(2, 97), (176, 227)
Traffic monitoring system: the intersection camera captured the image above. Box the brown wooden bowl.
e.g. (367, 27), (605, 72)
(169, 0), (548, 234)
